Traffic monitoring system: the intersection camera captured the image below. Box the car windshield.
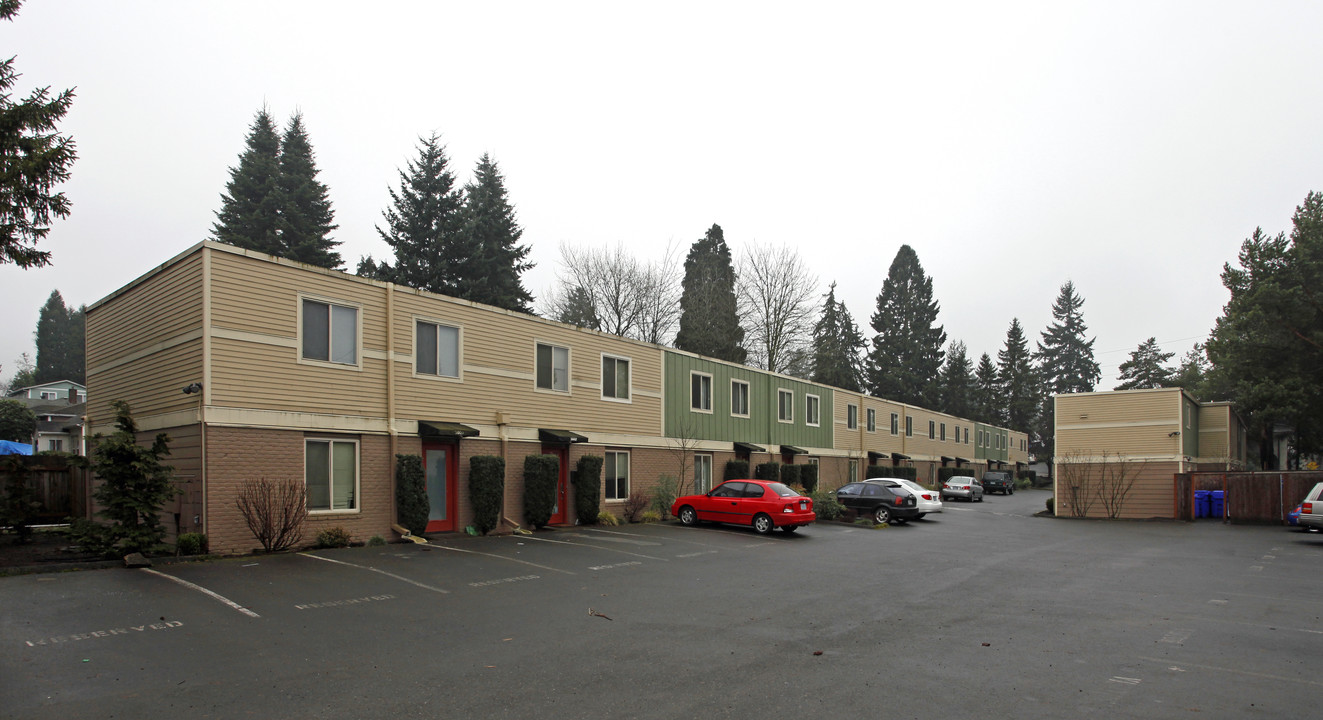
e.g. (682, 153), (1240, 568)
(764, 482), (799, 498)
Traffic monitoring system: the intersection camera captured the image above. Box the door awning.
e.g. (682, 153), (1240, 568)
(419, 421), (480, 439)
(734, 441), (765, 454)
(539, 428), (589, 444)
(867, 451), (887, 462)
(941, 456), (955, 464)
(780, 445), (807, 455)
(955, 457), (971, 465)
(891, 452), (910, 462)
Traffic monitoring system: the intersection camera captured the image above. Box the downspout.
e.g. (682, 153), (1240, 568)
(386, 283), (398, 524)
(200, 246), (212, 537)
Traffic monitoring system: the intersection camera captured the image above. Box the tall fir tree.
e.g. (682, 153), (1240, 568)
(674, 224), (745, 363)
(997, 319), (1037, 431)
(34, 289), (84, 384)
(276, 112), (339, 268)
(1169, 343), (1208, 397)
(459, 153), (534, 313)
(809, 282), (864, 392)
(554, 285), (600, 330)
(211, 108), (283, 256)
(973, 352), (1000, 424)
(1115, 337), (1175, 390)
(1033, 280), (1100, 461)
(938, 340), (975, 419)
(370, 133), (467, 295)
(864, 245), (946, 407)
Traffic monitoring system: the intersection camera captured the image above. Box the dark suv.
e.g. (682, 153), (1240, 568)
(981, 471), (1014, 495)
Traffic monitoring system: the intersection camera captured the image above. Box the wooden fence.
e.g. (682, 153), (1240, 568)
(0, 455), (89, 524)
(1174, 471), (1323, 524)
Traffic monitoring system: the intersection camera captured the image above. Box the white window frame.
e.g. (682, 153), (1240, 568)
(928, 420), (936, 440)
(848, 458), (859, 483)
(298, 295), (363, 370)
(778, 388), (794, 423)
(806, 394), (821, 427)
(305, 438), (361, 514)
(905, 416), (913, 437)
(40, 391), (55, 400)
(730, 379), (750, 418)
(600, 353), (632, 402)
(867, 408), (876, 433)
(847, 404), (858, 430)
(413, 316), (462, 381)
(940, 423), (947, 442)
(604, 450), (630, 501)
(891, 413), (899, 436)
(694, 453), (713, 494)
(535, 341), (571, 393)
(690, 371), (713, 413)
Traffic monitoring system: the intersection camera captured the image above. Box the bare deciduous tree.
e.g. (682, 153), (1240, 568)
(540, 241), (682, 344)
(1096, 452), (1144, 519)
(1057, 452), (1096, 518)
(737, 244), (819, 374)
(236, 478), (308, 552)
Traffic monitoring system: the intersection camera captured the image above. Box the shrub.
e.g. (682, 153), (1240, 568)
(723, 459), (749, 481)
(1015, 477), (1032, 490)
(523, 454), (560, 528)
(937, 467), (968, 483)
(799, 463), (819, 493)
(755, 462), (781, 481)
(367, 535), (387, 546)
(810, 490), (844, 521)
(573, 455), (604, 525)
(236, 478), (308, 553)
(175, 532), (207, 556)
(1, 455), (38, 544)
(67, 517), (116, 557)
(639, 510), (662, 523)
(870, 465), (917, 481)
(315, 526), (352, 548)
(780, 464), (801, 487)
(469, 455), (505, 535)
(1046, 496), (1055, 514)
(1017, 469), (1037, 484)
(86, 401), (180, 555)
(395, 454), (429, 536)
(597, 511), (621, 526)
(653, 475), (678, 519)
(623, 489), (649, 522)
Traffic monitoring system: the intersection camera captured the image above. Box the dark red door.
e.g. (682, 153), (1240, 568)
(424, 442), (459, 533)
(542, 444), (569, 525)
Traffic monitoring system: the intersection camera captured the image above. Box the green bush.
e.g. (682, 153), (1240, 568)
(175, 532), (207, 555)
(86, 401), (180, 556)
(937, 467), (969, 483)
(573, 455), (603, 525)
(315, 526), (352, 548)
(395, 454), (429, 536)
(869, 465), (917, 481)
(469, 455), (505, 535)
(1017, 469), (1037, 484)
(780, 464), (801, 488)
(523, 454), (560, 529)
(367, 535), (387, 546)
(1015, 477), (1032, 489)
(723, 459), (749, 481)
(799, 463), (819, 493)
(810, 490), (844, 521)
(597, 511), (621, 526)
(1, 455), (38, 544)
(755, 462), (781, 481)
(639, 510), (662, 523)
(1046, 496), (1055, 514)
(653, 475), (678, 519)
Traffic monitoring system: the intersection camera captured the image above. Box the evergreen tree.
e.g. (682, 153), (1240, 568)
(211, 108), (284, 256)
(1115, 337), (1175, 390)
(1033, 280), (1100, 462)
(864, 245), (946, 406)
(938, 340), (975, 419)
(371, 133), (467, 295)
(674, 224), (745, 363)
(809, 282), (864, 392)
(0, 0), (77, 269)
(34, 289), (84, 384)
(1169, 343), (1208, 396)
(85, 401), (179, 555)
(973, 352), (1000, 424)
(554, 285), (600, 330)
(0, 398), (36, 442)
(997, 319), (1037, 431)
(460, 153), (534, 312)
(276, 112), (339, 268)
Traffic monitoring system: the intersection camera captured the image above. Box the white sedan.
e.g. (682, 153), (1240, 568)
(866, 477), (943, 519)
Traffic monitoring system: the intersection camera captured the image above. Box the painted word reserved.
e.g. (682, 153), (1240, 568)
(25, 620), (183, 647)
(295, 594), (396, 610)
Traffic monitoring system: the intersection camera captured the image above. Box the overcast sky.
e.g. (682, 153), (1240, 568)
(3, 1), (1322, 390)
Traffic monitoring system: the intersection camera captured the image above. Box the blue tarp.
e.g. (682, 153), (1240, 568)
(0, 440), (34, 455)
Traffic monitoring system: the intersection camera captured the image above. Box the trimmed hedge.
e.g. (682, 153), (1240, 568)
(724, 459), (749, 482)
(937, 467), (972, 483)
(755, 462), (781, 481)
(523, 454), (560, 529)
(395, 454), (429, 535)
(799, 463), (819, 493)
(573, 455), (603, 525)
(868, 465), (917, 481)
(780, 464), (801, 487)
(469, 455), (505, 535)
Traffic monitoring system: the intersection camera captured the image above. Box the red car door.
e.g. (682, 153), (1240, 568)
(697, 482), (747, 523)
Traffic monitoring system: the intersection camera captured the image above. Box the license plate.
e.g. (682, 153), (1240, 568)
(800, 501), (807, 510)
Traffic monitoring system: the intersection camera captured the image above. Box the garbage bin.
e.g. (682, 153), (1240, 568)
(1194, 490), (1210, 519)
(1211, 490), (1224, 519)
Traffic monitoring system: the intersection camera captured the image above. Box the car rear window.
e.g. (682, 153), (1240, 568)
(764, 482), (799, 498)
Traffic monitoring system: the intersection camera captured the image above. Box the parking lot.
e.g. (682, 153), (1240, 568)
(3, 489), (1321, 719)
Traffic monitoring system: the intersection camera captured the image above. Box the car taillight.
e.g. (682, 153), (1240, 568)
(922, 493), (933, 500)
(1305, 502), (1314, 514)
(894, 497), (904, 506)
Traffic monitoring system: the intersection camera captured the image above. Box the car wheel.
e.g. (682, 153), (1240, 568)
(977, 493), (984, 502)
(873, 506), (891, 524)
(678, 506), (698, 526)
(781, 525), (798, 533)
(915, 513), (926, 520)
(753, 514), (774, 534)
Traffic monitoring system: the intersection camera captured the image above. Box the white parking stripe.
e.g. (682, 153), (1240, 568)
(141, 568), (260, 618)
(1137, 656), (1323, 688)
(421, 543), (576, 575)
(519, 534), (669, 561)
(300, 552), (450, 593)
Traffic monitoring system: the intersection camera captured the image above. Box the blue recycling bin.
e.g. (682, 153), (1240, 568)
(1211, 490), (1224, 519)
(1194, 490), (1210, 519)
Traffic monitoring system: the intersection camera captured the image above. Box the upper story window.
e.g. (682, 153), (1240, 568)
(40, 391), (55, 400)
(806, 394), (821, 427)
(302, 298), (358, 365)
(601, 354), (631, 401)
(940, 423), (947, 441)
(905, 416), (913, 437)
(867, 408), (876, 432)
(536, 342), (570, 392)
(964, 427), (969, 444)
(415, 319), (460, 378)
(731, 380), (750, 417)
(891, 413), (899, 436)
(847, 404), (858, 430)
(778, 389), (794, 423)
(691, 371), (712, 412)
(928, 420), (936, 440)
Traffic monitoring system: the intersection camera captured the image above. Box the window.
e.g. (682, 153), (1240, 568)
(928, 420), (936, 440)
(40, 391), (55, 400)
(302, 298), (358, 365)
(601, 354), (631, 401)
(694, 454), (713, 493)
(891, 413), (899, 436)
(940, 423), (947, 441)
(778, 389), (794, 423)
(691, 372), (712, 412)
(964, 427), (969, 444)
(848, 459), (859, 483)
(415, 320), (460, 378)
(536, 342), (569, 392)
(905, 416), (913, 437)
(847, 404), (858, 430)
(306, 439), (358, 512)
(731, 380), (750, 417)
(605, 450), (630, 500)
(806, 394), (820, 426)
(47, 439), (63, 451)
(867, 409), (876, 432)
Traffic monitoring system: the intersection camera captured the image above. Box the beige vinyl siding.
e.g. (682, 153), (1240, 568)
(902, 407), (950, 459)
(85, 250), (205, 425)
(1055, 461), (1178, 519)
(1198, 404), (1230, 459)
(833, 390), (863, 451)
(862, 397), (906, 455)
(1056, 390), (1181, 458)
(1009, 431), (1029, 463)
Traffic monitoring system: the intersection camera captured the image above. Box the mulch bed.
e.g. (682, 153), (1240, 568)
(0, 528), (108, 571)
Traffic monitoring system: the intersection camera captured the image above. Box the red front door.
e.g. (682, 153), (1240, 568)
(543, 444), (569, 525)
(424, 442), (459, 533)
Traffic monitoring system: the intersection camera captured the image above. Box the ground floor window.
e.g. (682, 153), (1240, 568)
(849, 459), (859, 484)
(694, 453), (713, 493)
(605, 450), (630, 500)
(306, 438), (358, 511)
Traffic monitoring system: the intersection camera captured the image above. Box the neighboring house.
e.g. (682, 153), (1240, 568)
(1053, 388), (1247, 518)
(85, 241), (1030, 554)
(6, 382), (86, 454)
(6, 380), (85, 404)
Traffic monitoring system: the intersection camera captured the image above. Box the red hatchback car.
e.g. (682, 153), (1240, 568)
(671, 479), (816, 534)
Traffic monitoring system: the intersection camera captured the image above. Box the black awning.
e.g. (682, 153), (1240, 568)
(891, 452), (910, 462)
(955, 457), (971, 465)
(867, 451), (888, 461)
(734, 441), (766, 454)
(419, 421), (480, 439)
(941, 456), (955, 463)
(539, 428), (589, 444)
(780, 445), (807, 455)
